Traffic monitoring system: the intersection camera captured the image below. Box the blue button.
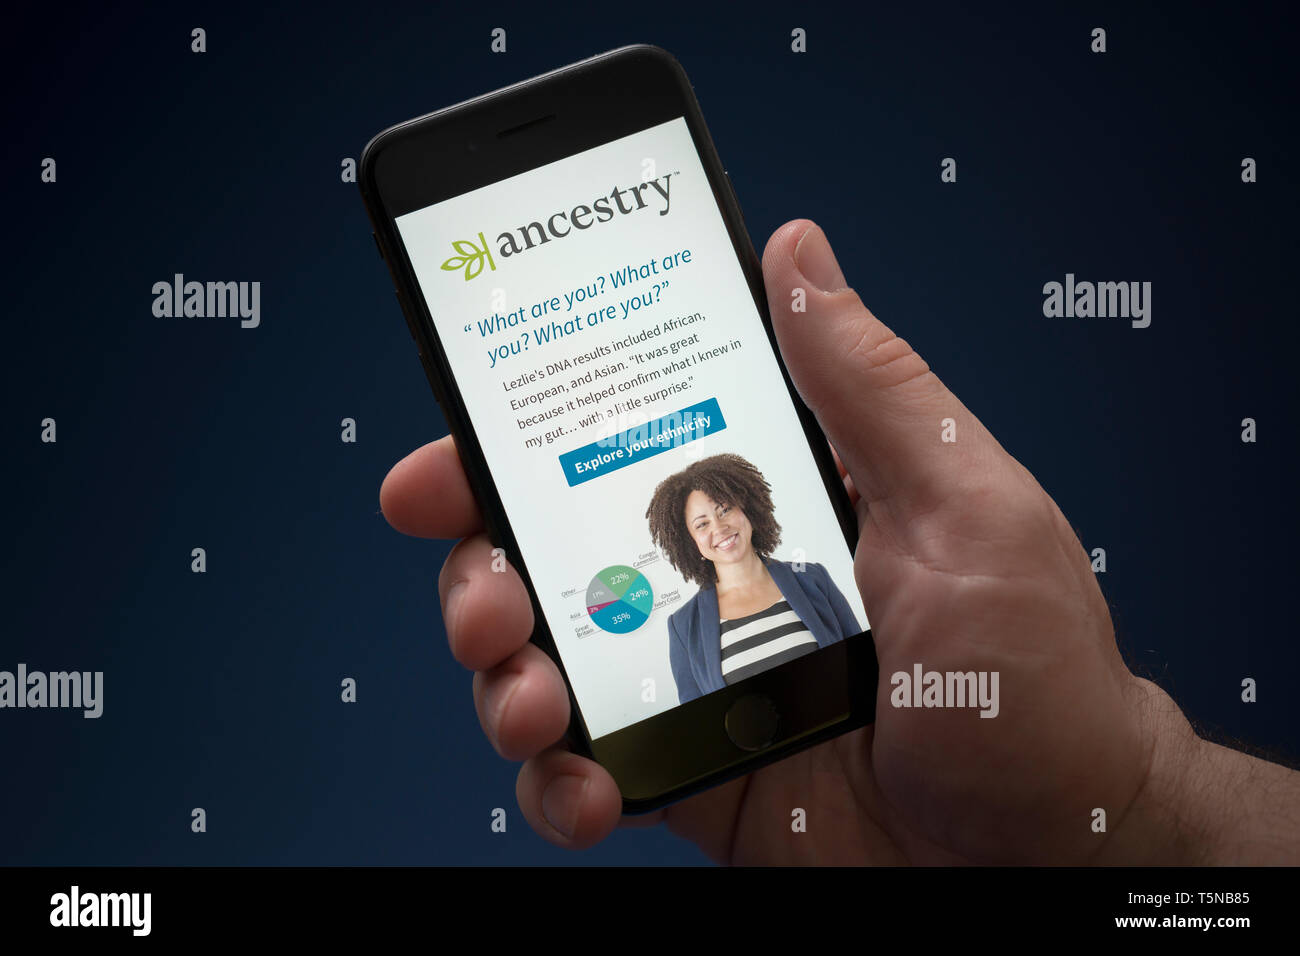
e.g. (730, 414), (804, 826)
(558, 397), (726, 486)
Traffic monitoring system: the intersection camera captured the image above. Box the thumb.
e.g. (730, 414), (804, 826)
(762, 219), (1005, 510)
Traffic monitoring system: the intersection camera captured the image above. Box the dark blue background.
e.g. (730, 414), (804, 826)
(2, 1), (1296, 865)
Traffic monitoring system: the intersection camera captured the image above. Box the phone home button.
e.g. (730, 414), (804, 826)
(724, 693), (780, 752)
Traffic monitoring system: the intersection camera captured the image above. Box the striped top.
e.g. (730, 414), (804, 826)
(719, 600), (819, 685)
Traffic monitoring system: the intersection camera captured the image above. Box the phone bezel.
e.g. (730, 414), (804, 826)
(359, 43), (878, 813)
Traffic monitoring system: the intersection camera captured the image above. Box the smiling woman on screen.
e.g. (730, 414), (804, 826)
(645, 453), (860, 704)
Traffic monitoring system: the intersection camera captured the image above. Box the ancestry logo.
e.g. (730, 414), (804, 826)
(0, 664), (103, 718)
(1042, 274), (1151, 328)
(442, 174), (676, 281)
(50, 886), (151, 937)
(152, 274), (261, 328)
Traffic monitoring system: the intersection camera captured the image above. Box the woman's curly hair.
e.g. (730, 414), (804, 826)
(645, 453), (781, 588)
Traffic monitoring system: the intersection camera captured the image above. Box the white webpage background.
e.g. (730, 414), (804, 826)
(396, 117), (867, 738)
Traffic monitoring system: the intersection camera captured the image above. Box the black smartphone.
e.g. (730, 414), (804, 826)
(359, 44), (878, 812)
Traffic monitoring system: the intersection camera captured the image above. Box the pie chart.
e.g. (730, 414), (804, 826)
(586, 565), (654, 634)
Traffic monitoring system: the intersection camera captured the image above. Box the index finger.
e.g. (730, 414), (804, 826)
(380, 435), (484, 539)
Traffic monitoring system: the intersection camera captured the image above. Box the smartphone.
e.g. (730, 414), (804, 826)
(359, 44), (878, 812)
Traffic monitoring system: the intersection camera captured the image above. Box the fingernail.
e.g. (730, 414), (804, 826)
(794, 224), (848, 293)
(541, 774), (588, 840)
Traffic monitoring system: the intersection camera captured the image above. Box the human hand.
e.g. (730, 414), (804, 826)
(380, 219), (1300, 864)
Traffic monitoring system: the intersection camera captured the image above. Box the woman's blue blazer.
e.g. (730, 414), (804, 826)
(667, 558), (861, 703)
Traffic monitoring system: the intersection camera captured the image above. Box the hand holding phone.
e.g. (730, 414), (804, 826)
(370, 47), (1299, 864)
(380, 214), (1187, 863)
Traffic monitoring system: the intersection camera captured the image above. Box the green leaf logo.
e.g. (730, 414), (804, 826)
(440, 231), (497, 281)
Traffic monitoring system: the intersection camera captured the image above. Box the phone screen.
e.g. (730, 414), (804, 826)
(395, 116), (869, 739)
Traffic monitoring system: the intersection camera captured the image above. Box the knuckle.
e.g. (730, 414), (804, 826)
(844, 326), (935, 392)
